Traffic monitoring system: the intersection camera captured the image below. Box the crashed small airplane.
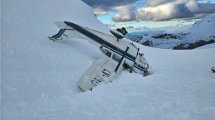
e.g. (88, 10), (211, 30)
(49, 21), (149, 92)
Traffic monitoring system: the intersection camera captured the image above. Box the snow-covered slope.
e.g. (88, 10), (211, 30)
(138, 15), (215, 49)
(195, 43), (215, 49)
(1, 0), (215, 120)
(165, 25), (192, 34)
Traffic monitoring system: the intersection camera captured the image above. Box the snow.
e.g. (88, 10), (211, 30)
(195, 43), (215, 49)
(165, 25), (192, 34)
(1, 0), (215, 120)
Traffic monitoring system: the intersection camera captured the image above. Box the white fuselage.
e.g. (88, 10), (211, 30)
(50, 21), (149, 91)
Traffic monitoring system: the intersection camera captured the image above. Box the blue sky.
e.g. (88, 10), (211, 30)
(82, 0), (215, 33)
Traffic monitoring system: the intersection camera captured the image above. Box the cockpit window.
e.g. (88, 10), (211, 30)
(112, 53), (121, 62)
(101, 48), (111, 57)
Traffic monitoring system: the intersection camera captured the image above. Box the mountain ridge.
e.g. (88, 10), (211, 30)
(134, 15), (215, 49)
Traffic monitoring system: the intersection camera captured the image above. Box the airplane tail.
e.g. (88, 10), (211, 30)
(49, 21), (85, 42)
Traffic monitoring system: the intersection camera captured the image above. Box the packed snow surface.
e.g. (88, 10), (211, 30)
(1, 0), (215, 120)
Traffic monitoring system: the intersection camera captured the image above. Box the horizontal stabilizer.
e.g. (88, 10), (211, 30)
(54, 21), (74, 29)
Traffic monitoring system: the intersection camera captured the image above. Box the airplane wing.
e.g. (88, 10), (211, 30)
(77, 56), (124, 92)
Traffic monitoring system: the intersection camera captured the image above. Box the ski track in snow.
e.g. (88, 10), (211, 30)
(1, 0), (215, 120)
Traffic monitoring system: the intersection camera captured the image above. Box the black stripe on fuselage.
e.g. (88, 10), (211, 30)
(64, 21), (136, 61)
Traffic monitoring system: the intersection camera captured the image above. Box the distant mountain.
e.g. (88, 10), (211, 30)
(125, 31), (165, 41)
(134, 15), (215, 49)
(125, 31), (148, 41)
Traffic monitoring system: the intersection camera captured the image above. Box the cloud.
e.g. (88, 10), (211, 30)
(82, 0), (138, 16)
(112, 10), (136, 22)
(136, 2), (190, 21)
(120, 25), (150, 32)
(118, 22), (124, 25)
(144, 0), (175, 7)
(112, 0), (215, 22)
(83, 0), (215, 22)
(104, 23), (116, 27)
(92, 8), (112, 16)
(186, 0), (198, 12)
(135, 26), (150, 30)
(111, 4), (137, 22)
(124, 25), (134, 28)
(82, 0), (138, 8)
(185, 19), (196, 22)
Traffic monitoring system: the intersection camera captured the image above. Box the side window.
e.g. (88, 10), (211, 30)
(101, 48), (111, 57)
(112, 53), (121, 62)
